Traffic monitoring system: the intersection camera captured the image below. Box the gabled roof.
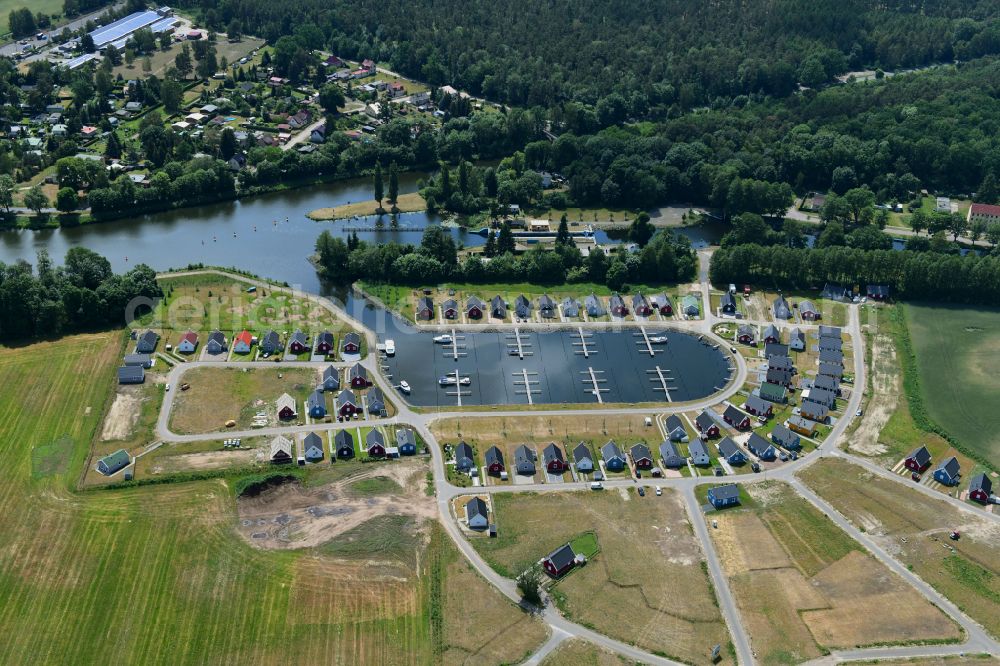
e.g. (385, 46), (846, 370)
(466, 295), (485, 311)
(491, 295), (506, 313)
(208, 330), (226, 345)
(765, 342), (789, 358)
(808, 387), (836, 406)
(737, 324), (755, 339)
(538, 294), (556, 309)
(819, 349), (844, 364)
(721, 291), (736, 310)
(572, 442), (592, 463)
(688, 439), (709, 459)
(601, 440), (623, 461)
(235, 330), (253, 346)
(758, 382), (786, 402)
(800, 399), (829, 420)
(542, 443), (564, 465)
(763, 324), (780, 340)
(417, 296), (433, 312)
(276, 393), (296, 414)
(99, 449), (130, 473)
(819, 362), (843, 377)
(466, 497), (488, 522)
(650, 292), (672, 309)
(819, 325), (842, 338)
(514, 444), (534, 465)
(584, 293), (605, 314)
(180, 330), (198, 344)
(773, 295), (791, 318)
(334, 429), (353, 448)
(117, 366), (145, 383)
(723, 404), (748, 423)
(659, 440), (683, 462)
(545, 543), (576, 570)
(306, 390), (324, 411)
(632, 293), (649, 308)
(936, 456), (960, 478)
(771, 424), (800, 448)
(349, 363), (368, 380)
(908, 446), (931, 467)
(317, 331), (334, 346)
(665, 414), (685, 434)
(813, 374), (839, 392)
(799, 299), (819, 314)
(629, 443), (652, 461)
(969, 473), (992, 494)
(322, 365), (340, 383)
(696, 410), (718, 431)
(717, 437), (743, 459)
(788, 415), (815, 433)
(366, 428), (385, 447)
(289, 329), (307, 346)
(442, 298), (458, 311)
(269, 435), (293, 459)
(609, 293), (626, 310)
(455, 441), (474, 464)
(746, 432), (773, 455)
(561, 297), (580, 316)
(396, 427), (416, 448)
(342, 331), (361, 347)
(336, 389), (357, 406)
(139, 330), (158, 346)
(485, 445), (504, 467)
(303, 432), (322, 451)
(745, 394), (771, 414)
(769, 355), (794, 371)
(710, 484), (739, 501)
(366, 387), (385, 410)
(790, 328), (805, 343)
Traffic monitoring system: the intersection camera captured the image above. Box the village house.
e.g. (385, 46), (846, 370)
(366, 429), (386, 457)
(813, 374), (841, 395)
(664, 414), (689, 442)
(723, 404), (751, 429)
(967, 202), (1000, 226)
(454, 441), (475, 472)
(335, 430), (355, 459)
(561, 297), (581, 318)
(688, 439), (711, 466)
(542, 543), (577, 578)
(490, 295), (507, 319)
(773, 295), (791, 319)
(737, 324), (756, 345)
(442, 298), (459, 319)
(630, 443), (654, 470)
(650, 293), (673, 315)
(818, 336), (842, 352)
(396, 428), (417, 455)
(233, 330), (253, 354)
(303, 432), (324, 461)
(696, 410), (721, 437)
(818, 362), (844, 379)
(276, 393), (297, 420)
(821, 284), (851, 302)
(601, 441), (626, 471)
(572, 443), (594, 472)
(766, 366), (794, 387)
(632, 293), (653, 317)
(720, 291), (738, 316)
(717, 438), (747, 465)
(514, 295), (532, 319)
(136, 330), (159, 353)
(349, 363), (371, 388)
(819, 349), (844, 366)
(174, 330), (198, 353)
(259, 330), (281, 355)
(968, 473), (993, 504)
(744, 394), (773, 418)
(799, 300), (821, 321)
(307, 390), (327, 418)
(341, 332), (361, 355)
(708, 484), (740, 509)
(484, 445), (505, 475)
(123, 353), (152, 368)
(609, 293), (629, 317)
(538, 294), (557, 319)
(866, 284), (891, 301)
(465, 497), (489, 530)
(800, 399), (829, 423)
(97, 449), (131, 476)
(933, 457), (961, 486)
(416, 296), (434, 320)
(466, 296), (485, 319)
(365, 387), (386, 415)
(770, 424), (801, 450)
(659, 441), (686, 469)
(315, 331), (335, 354)
(514, 444), (536, 475)
(765, 342), (789, 359)
(757, 381), (787, 404)
(542, 443), (567, 473)
(269, 436), (293, 464)
(788, 415), (817, 437)
(806, 386), (837, 408)
(762, 324), (780, 345)
(746, 432), (777, 461)
(789, 328), (806, 351)
(206, 330), (227, 355)
(585, 294), (606, 317)
(336, 389), (359, 417)
(904, 446), (932, 473)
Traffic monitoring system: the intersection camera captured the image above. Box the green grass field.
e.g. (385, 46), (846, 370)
(0, 0), (62, 34)
(0, 331), (545, 664)
(905, 303), (1000, 467)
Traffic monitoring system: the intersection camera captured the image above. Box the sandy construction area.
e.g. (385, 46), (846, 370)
(849, 333), (897, 457)
(100, 389), (144, 441)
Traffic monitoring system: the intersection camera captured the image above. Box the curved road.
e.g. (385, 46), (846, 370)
(152, 269), (1000, 665)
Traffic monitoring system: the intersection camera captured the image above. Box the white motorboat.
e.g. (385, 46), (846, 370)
(439, 375), (471, 386)
(648, 335), (669, 344)
(433, 334), (453, 344)
(397, 380), (411, 394)
(385, 339), (396, 356)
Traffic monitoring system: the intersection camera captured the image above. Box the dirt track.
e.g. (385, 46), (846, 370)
(236, 460), (435, 550)
(848, 334), (897, 458)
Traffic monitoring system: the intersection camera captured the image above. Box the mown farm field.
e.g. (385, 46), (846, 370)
(905, 303), (1000, 467)
(471, 489), (733, 666)
(0, 333), (541, 664)
(708, 483), (961, 664)
(801, 458), (1000, 640)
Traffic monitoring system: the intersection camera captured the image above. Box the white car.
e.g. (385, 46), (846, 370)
(165, 383), (171, 392)
(655, 486), (662, 496)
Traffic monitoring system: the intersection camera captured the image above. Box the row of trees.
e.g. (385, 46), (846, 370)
(315, 225), (696, 291)
(0, 248), (161, 340)
(710, 243), (1000, 305)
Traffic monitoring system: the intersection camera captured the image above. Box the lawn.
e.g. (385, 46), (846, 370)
(168, 366), (317, 434)
(708, 482), (961, 664)
(539, 639), (630, 666)
(472, 490), (734, 666)
(800, 457), (1000, 640)
(0, 0), (61, 33)
(430, 413), (658, 446)
(111, 37), (264, 80)
(308, 191), (426, 219)
(905, 303), (1000, 467)
(0, 332), (542, 664)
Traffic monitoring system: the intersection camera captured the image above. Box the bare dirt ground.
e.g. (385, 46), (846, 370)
(100, 388), (144, 441)
(236, 461), (435, 550)
(158, 448), (258, 472)
(849, 333), (898, 457)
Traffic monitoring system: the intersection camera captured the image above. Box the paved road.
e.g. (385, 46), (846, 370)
(153, 269), (1000, 665)
(0, 2), (125, 60)
(282, 118), (326, 151)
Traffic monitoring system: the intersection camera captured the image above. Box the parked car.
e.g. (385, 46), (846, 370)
(637, 487), (645, 497)
(655, 486), (662, 496)
(751, 461), (761, 473)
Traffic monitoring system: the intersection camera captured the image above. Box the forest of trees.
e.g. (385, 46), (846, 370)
(710, 243), (1000, 305)
(0, 248), (162, 341)
(174, 0), (1000, 112)
(315, 224), (696, 290)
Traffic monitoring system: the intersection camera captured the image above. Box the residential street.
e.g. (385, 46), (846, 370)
(152, 268), (1000, 666)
